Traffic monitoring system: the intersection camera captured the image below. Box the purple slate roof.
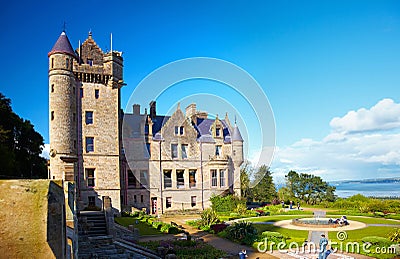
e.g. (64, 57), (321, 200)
(232, 125), (244, 142)
(195, 118), (232, 143)
(48, 31), (76, 57)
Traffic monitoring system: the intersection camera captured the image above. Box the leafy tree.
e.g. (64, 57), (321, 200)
(240, 161), (253, 200)
(285, 170), (336, 204)
(251, 165), (277, 202)
(277, 186), (292, 203)
(0, 92), (47, 179)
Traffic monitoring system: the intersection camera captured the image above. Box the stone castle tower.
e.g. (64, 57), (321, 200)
(48, 31), (78, 181)
(48, 31), (124, 211)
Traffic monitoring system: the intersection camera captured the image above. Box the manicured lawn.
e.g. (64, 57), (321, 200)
(254, 224), (308, 241)
(115, 217), (163, 236)
(329, 226), (395, 242)
(328, 227), (398, 259)
(246, 215), (312, 222)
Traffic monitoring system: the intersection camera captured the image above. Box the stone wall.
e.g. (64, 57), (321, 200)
(0, 180), (66, 258)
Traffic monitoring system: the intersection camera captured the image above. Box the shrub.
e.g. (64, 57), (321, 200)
(200, 208), (219, 227)
(210, 223), (228, 234)
(152, 221), (163, 230)
(235, 203), (248, 215)
(261, 231), (285, 243)
(200, 225), (211, 232)
(168, 226), (181, 234)
(361, 236), (391, 245)
(226, 221), (258, 245)
(160, 223), (171, 233)
(210, 194), (245, 212)
(388, 228), (400, 242)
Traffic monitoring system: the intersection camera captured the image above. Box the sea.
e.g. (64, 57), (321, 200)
(331, 180), (400, 198)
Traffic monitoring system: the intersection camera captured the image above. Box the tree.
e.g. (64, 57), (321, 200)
(0, 92), (47, 179)
(285, 170), (337, 204)
(251, 165), (277, 202)
(240, 161), (253, 200)
(277, 186), (292, 203)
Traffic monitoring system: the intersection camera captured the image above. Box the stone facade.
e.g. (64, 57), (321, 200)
(122, 103), (244, 214)
(49, 31), (124, 212)
(48, 31), (243, 216)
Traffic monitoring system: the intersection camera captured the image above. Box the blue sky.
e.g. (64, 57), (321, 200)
(1, 0), (399, 181)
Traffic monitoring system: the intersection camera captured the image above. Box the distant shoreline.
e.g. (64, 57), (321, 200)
(330, 178), (400, 198)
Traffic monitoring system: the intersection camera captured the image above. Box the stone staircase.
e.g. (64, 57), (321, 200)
(78, 211), (161, 258)
(78, 235), (132, 258)
(79, 211), (108, 236)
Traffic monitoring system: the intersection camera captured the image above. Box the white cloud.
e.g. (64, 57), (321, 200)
(330, 98), (400, 133)
(40, 144), (50, 159)
(271, 99), (400, 182)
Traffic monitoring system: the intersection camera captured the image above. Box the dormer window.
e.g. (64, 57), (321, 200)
(87, 59), (93, 66)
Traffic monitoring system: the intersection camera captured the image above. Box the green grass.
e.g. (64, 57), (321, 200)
(328, 227), (398, 259)
(329, 226), (394, 242)
(253, 224), (308, 240)
(115, 217), (163, 236)
(246, 215), (312, 222)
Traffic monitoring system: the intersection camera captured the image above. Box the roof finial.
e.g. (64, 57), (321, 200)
(88, 29), (92, 38)
(62, 21), (66, 32)
(234, 115), (237, 125)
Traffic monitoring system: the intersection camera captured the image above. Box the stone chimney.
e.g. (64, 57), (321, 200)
(185, 103), (196, 118)
(149, 101), (156, 119)
(133, 104), (140, 115)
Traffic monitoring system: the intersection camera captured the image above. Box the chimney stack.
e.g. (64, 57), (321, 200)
(149, 101), (156, 119)
(133, 104), (140, 115)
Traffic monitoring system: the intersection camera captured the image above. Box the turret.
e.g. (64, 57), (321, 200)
(231, 123), (244, 166)
(48, 31), (78, 180)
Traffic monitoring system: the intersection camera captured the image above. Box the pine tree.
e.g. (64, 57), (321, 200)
(251, 165), (277, 202)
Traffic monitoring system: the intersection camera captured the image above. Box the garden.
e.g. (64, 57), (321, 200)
(186, 194), (400, 259)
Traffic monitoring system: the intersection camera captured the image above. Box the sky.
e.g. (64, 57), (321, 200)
(1, 0), (399, 182)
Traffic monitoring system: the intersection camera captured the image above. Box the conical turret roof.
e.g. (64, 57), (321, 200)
(48, 31), (76, 57)
(232, 124), (244, 142)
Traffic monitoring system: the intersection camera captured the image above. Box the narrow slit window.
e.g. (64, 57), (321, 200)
(191, 196), (196, 207)
(85, 111), (93, 124)
(181, 144), (188, 159)
(189, 169), (196, 188)
(220, 169), (226, 187)
(166, 197), (172, 208)
(176, 170), (184, 188)
(171, 144), (178, 159)
(95, 89), (99, 99)
(86, 168), (95, 187)
(86, 137), (94, 152)
(211, 169), (217, 187)
(164, 170), (172, 188)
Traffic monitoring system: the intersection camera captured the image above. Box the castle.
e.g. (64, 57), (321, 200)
(48, 31), (244, 214)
